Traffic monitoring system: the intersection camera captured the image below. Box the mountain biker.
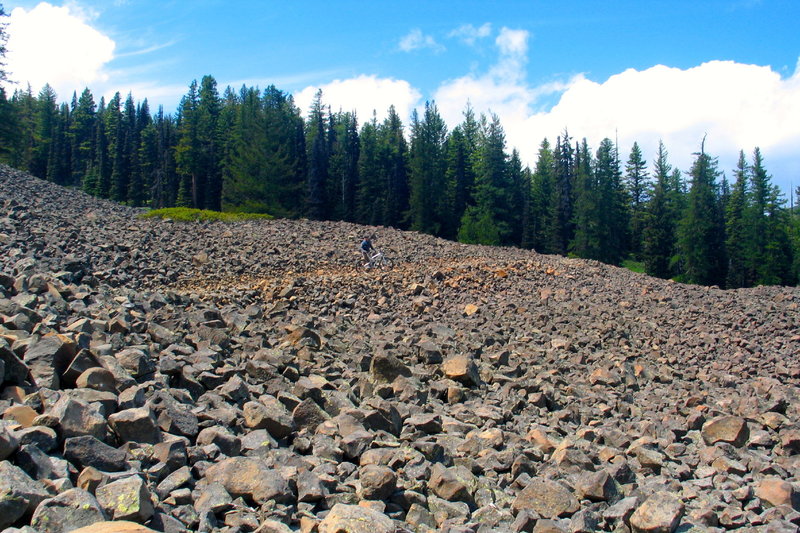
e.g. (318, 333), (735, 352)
(360, 235), (375, 265)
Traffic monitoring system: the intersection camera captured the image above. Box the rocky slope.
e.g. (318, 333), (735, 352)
(1, 163), (799, 533)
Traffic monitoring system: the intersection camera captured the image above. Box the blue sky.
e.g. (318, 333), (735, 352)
(3, 0), (800, 194)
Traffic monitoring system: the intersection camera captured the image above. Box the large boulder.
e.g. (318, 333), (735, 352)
(204, 457), (293, 505)
(318, 503), (395, 533)
(512, 478), (580, 519)
(30, 488), (106, 533)
(629, 491), (684, 533)
(95, 475), (154, 522)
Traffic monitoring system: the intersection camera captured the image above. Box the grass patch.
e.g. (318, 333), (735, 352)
(621, 259), (645, 273)
(140, 207), (273, 223)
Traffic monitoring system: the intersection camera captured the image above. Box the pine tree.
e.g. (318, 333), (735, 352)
(458, 114), (508, 245)
(642, 142), (677, 278)
(677, 140), (726, 286)
(625, 142), (649, 260)
(408, 102), (448, 235)
(725, 151), (749, 288)
(528, 138), (555, 253)
(550, 131), (575, 255)
(306, 89), (329, 219)
(69, 88), (97, 187)
(31, 84), (58, 178)
(570, 139), (598, 259)
(356, 113), (382, 225)
(175, 80), (200, 207)
(381, 106), (409, 228)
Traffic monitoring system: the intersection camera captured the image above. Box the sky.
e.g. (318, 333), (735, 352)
(3, 0), (800, 195)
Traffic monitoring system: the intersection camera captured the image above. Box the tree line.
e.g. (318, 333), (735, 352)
(0, 75), (798, 288)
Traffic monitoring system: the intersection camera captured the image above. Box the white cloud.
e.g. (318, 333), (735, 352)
(294, 75), (422, 125)
(433, 27), (800, 191)
(398, 28), (445, 53)
(448, 23), (492, 46)
(3, 2), (116, 98)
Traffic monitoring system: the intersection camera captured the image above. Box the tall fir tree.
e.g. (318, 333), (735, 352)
(549, 131), (575, 255)
(625, 142), (649, 260)
(725, 151), (749, 288)
(642, 142), (677, 278)
(306, 89), (329, 219)
(408, 102), (448, 236)
(528, 138), (555, 252)
(677, 140), (726, 286)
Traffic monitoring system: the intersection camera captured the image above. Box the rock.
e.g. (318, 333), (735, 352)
(441, 356), (481, 387)
(4, 404), (38, 427)
(574, 469), (620, 502)
(243, 398), (295, 439)
(95, 475), (154, 522)
(756, 477), (798, 509)
(204, 457), (293, 505)
(0, 420), (20, 459)
(629, 491), (684, 533)
(23, 335), (75, 389)
(50, 396), (107, 441)
(30, 488), (106, 533)
(108, 407), (161, 444)
(370, 352), (412, 383)
(196, 426), (241, 457)
(701, 416), (749, 447)
(292, 398), (329, 432)
(428, 463), (474, 503)
(0, 338), (30, 384)
(318, 503), (395, 533)
(69, 521), (160, 533)
(0, 485), (28, 529)
(114, 348), (155, 379)
(0, 461), (50, 517)
(357, 465), (397, 501)
(75, 367), (117, 392)
(64, 435), (128, 472)
(512, 478), (580, 519)
(194, 481), (233, 514)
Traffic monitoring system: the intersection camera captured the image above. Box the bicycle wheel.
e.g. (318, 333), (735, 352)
(380, 257), (394, 269)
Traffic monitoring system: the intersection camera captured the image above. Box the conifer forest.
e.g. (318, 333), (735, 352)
(0, 74), (798, 289)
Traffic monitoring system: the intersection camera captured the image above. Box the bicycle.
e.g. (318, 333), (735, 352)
(356, 249), (394, 271)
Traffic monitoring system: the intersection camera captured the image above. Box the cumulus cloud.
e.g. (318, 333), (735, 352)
(433, 27), (800, 190)
(448, 23), (492, 46)
(3, 2), (116, 98)
(294, 75), (422, 124)
(398, 28), (445, 53)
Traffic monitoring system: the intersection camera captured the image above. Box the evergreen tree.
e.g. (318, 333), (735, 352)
(0, 2), (7, 83)
(677, 140), (726, 286)
(328, 111), (360, 221)
(625, 142), (649, 260)
(175, 80), (200, 207)
(549, 131), (575, 255)
(570, 139), (598, 259)
(642, 142), (677, 278)
(746, 148), (794, 285)
(458, 114), (509, 245)
(355, 113), (382, 225)
(31, 84), (58, 178)
(408, 102), (448, 235)
(69, 88), (96, 187)
(306, 89), (329, 219)
(725, 151), (749, 288)
(528, 138), (555, 252)
(380, 106), (409, 228)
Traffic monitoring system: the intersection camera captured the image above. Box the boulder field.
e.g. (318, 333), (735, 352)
(1, 164), (799, 533)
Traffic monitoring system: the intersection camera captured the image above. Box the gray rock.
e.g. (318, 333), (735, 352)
(30, 488), (106, 533)
(629, 492), (684, 533)
(95, 475), (154, 522)
(49, 396), (107, 441)
(108, 407), (161, 444)
(0, 461), (50, 517)
(318, 503), (396, 533)
(64, 436), (127, 472)
(512, 478), (580, 519)
(358, 464), (397, 501)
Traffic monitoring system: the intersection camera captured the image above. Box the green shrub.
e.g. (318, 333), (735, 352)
(139, 207), (273, 222)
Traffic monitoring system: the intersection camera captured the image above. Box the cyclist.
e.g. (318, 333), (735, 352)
(360, 235), (375, 266)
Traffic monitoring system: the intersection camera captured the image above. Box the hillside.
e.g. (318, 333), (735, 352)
(1, 163), (799, 533)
